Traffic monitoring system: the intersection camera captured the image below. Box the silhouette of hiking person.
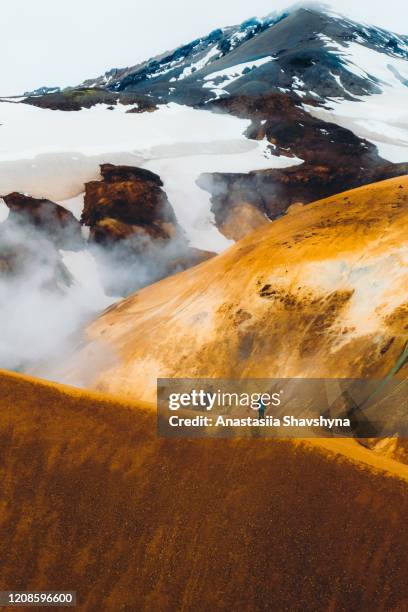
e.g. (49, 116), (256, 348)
(258, 398), (267, 420)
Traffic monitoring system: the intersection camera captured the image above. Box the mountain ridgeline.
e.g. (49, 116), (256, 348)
(23, 7), (408, 107)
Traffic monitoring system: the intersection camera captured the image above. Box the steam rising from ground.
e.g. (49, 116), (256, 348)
(89, 232), (202, 298)
(0, 213), (108, 370)
(0, 210), (198, 372)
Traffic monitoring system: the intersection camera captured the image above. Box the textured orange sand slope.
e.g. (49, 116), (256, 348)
(1, 369), (408, 611)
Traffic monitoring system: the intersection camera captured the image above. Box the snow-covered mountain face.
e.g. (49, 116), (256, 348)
(80, 7), (408, 105)
(21, 6), (408, 163)
(22, 6), (408, 163)
(81, 15), (279, 99)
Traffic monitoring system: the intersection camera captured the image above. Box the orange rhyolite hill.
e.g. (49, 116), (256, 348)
(50, 176), (408, 403)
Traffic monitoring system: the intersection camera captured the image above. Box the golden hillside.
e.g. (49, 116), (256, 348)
(51, 176), (408, 403)
(2, 369), (408, 611)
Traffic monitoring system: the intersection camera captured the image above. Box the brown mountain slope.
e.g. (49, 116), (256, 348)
(2, 369), (408, 611)
(51, 175), (408, 402)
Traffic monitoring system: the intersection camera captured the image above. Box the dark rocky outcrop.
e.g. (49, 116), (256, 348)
(22, 88), (120, 111)
(198, 94), (408, 234)
(22, 88), (160, 112)
(81, 164), (214, 296)
(2, 192), (83, 250)
(81, 164), (178, 243)
(0, 192), (84, 294)
(125, 99), (158, 114)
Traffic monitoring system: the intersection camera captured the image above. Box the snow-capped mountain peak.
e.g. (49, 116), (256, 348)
(66, 5), (406, 110)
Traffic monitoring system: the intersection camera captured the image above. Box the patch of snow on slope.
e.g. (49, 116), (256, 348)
(292, 76), (306, 89)
(229, 29), (249, 47)
(340, 41), (408, 86)
(58, 194), (85, 220)
(304, 41), (408, 162)
(171, 46), (220, 81)
(0, 101), (247, 160)
(302, 247), (408, 345)
(203, 56), (274, 97)
(146, 57), (186, 79)
(145, 132), (302, 252)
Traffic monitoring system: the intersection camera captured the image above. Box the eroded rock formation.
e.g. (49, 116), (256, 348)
(81, 164), (177, 243)
(81, 164), (214, 295)
(0, 192), (84, 293)
(2, 192), (83, 250)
